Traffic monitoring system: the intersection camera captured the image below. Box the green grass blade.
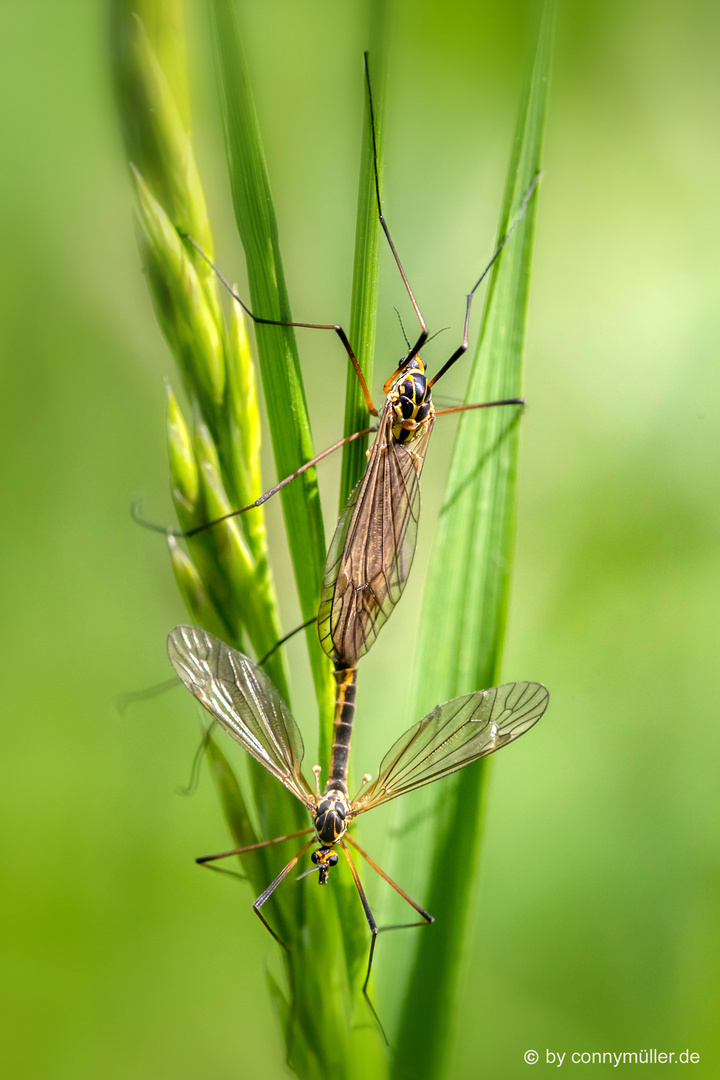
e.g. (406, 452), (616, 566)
(388, 6), (553, 1076)
(114, 4), (344, 1070)
(210, 0), (335, 758)
(327, 8), (393, 1003)
(209, 9), (386, 1073)
(339, 19), (388, 507)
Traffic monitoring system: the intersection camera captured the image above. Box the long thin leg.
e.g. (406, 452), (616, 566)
(178, 720), (217, 797)
(257, 616), (317, 666)
(185, 235), (378, 417)
(196, 828), (314, 866)
(252, 840), (316, 1067)
(434, 396), (525, 417)
(347, 834), (434, 923)
(132, 424), (376, 537)
(252, 838), (316, 950)
(340, 839), (432, 1047)
(200, 833), (314, 1058)
(340, 841), (387, 1043)
(428, 172), (541, 389)
(199, 861), (248, 885)
(363, 54), (427, 366)
(115, 676), (180, 716)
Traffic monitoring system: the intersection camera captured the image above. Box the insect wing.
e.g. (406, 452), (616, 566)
(167, 626), (315, 809)
(318, 403), (434, 665)
(353, 681), (548, 813)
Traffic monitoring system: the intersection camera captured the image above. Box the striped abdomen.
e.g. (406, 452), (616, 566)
(326, 665), (357, 796)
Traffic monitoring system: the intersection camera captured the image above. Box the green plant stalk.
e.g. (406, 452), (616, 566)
(388, 7), (553, 1077)
(210, 0), (335, 765)
(207, 733), (368, 1080)
(204, 737), (347, 1080)
(209, 4), (389, 1075)
(115, 6), (285, 672)
(112, 0), (313, 1050)
(115, 1), (387, 1071)
(328, 13), (392, 1000)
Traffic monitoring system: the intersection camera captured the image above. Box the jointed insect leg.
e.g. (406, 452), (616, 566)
(115, 676), (180, 715)
(196, 828), (314, 866)
(346, 834), (434, 924)
(251, 838), (317, 952)
(178, 719), (218, 797)
(340, 841), (387, 1042)
(363, 54), (427, 367)
(183, 234), (378, 417)
(132, 425), (376, 538)
(342, 835), (434, 1045)
(434, 398), (525, 418)
(428, 172), (541, 389)
(257, 616), (317, 667)
(199, 861), (248, 885)
(201, 833), (316, 1055)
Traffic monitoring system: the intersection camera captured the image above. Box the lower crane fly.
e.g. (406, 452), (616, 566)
(168, 625), (549, 1027)
(139, 55), (539, 667)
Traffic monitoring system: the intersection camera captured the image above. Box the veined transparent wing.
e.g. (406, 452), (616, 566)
(167, 626), (316, 809)
(353, 682), (548, 814)
(318, 402), (434, 666)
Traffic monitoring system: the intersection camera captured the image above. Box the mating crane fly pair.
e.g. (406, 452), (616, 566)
(150, 54), (547, 1026)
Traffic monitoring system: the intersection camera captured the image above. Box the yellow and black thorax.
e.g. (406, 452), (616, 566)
(386, 357), (435, 444)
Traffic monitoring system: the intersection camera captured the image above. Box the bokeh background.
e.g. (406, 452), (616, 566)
(2, 0), (719, 1076)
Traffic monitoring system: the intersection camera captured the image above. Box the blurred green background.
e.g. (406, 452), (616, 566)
(2, 0), (719, 1076)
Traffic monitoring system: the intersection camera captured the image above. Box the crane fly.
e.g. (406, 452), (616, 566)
(168, 624), (548, 1026)
(137, 55), (540, 667)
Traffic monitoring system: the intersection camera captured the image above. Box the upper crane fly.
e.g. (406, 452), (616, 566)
(137, 55), (540, 666)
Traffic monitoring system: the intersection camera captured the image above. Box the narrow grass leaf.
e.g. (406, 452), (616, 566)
(210, 0), (335, 755)
(339, 14), (388, 507)
(328, 5), (394, 1009)
(389, 6), (553, 1077)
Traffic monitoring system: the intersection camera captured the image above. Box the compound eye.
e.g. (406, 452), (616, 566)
(311, 851), (320, 865)
(328, 854), (338, 867)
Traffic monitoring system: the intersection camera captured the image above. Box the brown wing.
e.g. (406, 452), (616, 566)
(167, 626), (316, 809)
(318, 402), (434, 666)
(352, 682), (548, 814)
